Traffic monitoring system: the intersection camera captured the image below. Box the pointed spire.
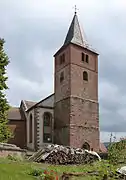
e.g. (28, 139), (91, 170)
(54, 11), (98, 57)
(63, 12), (98, 54)
(64, 12), (88, 47)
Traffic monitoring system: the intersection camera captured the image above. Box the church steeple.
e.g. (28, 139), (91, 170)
(64, 12), (87, 47)
(63, 12), (98, 54)
(54, 10), (99, 151)
(54, 11), (98, 57)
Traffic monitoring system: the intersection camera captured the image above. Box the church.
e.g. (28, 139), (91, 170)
(8, 12), (103, 152)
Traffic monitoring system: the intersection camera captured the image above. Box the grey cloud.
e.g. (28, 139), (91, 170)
(93, 7), (126, 133)
(98, 49), (126, 98)
(100, 110), (126, 132)
(1, 17), (66, 83)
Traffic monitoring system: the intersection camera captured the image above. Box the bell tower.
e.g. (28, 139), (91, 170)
(54, 12), (99, 151)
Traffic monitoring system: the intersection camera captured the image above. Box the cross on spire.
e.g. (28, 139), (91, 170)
(74, 5), (78, 15)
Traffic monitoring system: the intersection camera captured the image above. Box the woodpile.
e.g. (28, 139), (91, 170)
(117, 166), (126, 180)
(29, 144), (101, 165)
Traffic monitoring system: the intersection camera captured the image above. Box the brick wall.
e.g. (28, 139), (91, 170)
(54, 46), (71, 103)
(54, 98), (70, 146)
(54, 43), (99, 151)
(70, 97), (99, 151)
(8, 120), (26, 149)
(70, 44), (98, 101)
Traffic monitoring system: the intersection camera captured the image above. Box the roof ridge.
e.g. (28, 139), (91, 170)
(26, 93), (54, 111)
(24, 100), (36, 103)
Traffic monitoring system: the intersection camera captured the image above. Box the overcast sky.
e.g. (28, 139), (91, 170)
(0, 0), (126, 142)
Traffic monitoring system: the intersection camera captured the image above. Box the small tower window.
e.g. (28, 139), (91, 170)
(86, 54), (89, 63)
(60, 71), (64, 82)
(83, 71), (88, 81)
(62, 54), (65, 63)
(60, 53), (65, 65)
(82, 53), (85, 62)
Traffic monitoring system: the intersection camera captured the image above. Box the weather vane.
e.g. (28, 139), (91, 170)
(74, 5), (79, 15)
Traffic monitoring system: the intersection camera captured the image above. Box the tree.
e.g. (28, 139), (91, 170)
(108, 138), (126, 164)
(0, 38), (12, 142)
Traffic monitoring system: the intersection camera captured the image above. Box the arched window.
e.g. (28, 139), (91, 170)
(43, 112), (52, 143)
(82, 142), (90, 150)
(29, 114), (33, 143)
(83, 71), (88, 81)
(43, 112), (52, 126)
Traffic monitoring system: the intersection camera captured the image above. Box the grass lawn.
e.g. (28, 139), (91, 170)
(0, 158), (122, 180)
(0, 158), (37, 180)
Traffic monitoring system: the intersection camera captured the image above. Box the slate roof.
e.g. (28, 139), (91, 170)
(24, 100), (36, 110)
(64, 13), (98, 54)
(64, 14), (85, 47)
(100, 143), (107, 153)
(8, 107), (22, 120)
(26, 93), (54, 111)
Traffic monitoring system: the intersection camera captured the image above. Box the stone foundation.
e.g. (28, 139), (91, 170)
(0, 143), (26, 158)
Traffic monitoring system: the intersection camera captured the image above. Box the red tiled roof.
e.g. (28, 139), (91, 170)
(8, 107), (22, 120)
(100, 143), (107, 153)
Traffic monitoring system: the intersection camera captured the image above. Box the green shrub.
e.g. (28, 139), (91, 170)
(108, 139), (126, 164)
(28, 168), (42, 176)
(7, 154), (23, 162)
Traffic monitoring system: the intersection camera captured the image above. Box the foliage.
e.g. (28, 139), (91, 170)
(0, 38), (12, 142)
(29, 168), (59, 180)
(40, 170), (59, 180)
(108, 138), (126, 164)
(7, 154), (23, 162)
(28, 168), (42, 176)
(0, 157), (124, 180)
(0, 157), (36, 180)
(28, 160), (122, 179)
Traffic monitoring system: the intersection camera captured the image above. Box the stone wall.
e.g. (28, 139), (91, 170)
(54, 97), (70, 146)
(70, 96), (99, 151)
(0, 143), (26, 158)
